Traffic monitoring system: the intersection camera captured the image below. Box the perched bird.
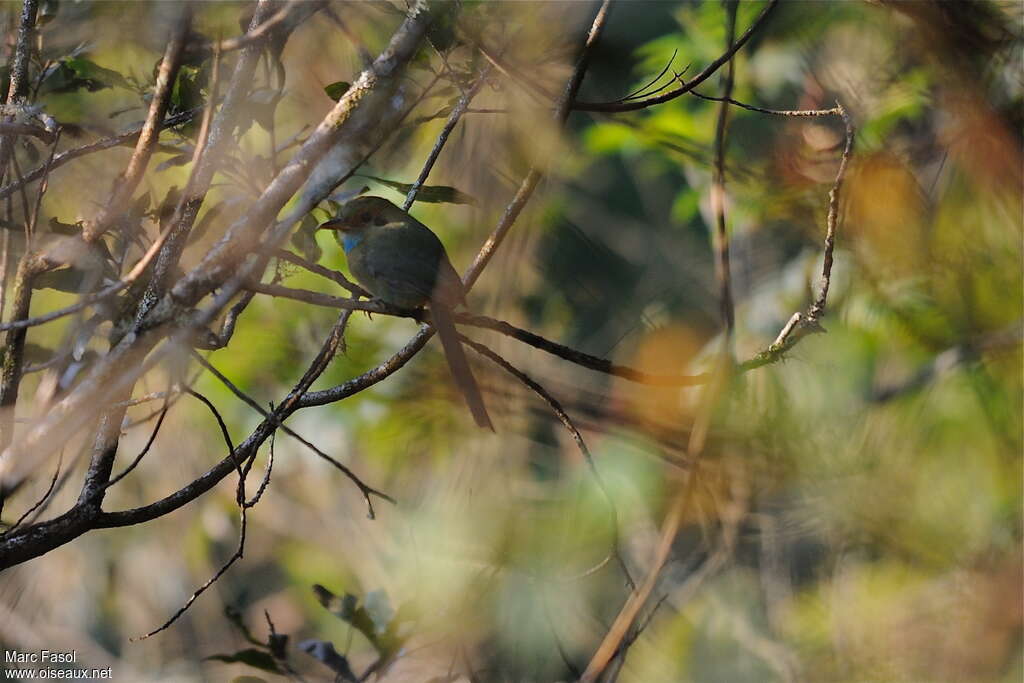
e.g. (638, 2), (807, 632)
(318, 196), (493, 430)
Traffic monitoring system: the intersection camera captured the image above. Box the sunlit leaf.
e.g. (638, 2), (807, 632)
(45, 57), (131, 92)
(324, 81), (351, 102)
(48, 218), (81, 236)
(290, 214), (322, 263)
(33, 267), (89, 292)
(358, 174), (476, 205)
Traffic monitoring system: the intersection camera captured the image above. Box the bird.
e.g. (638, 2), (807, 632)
(318, 196), (493, 430)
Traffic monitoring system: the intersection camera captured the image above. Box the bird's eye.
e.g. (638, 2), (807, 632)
(360, 212), (372, 223)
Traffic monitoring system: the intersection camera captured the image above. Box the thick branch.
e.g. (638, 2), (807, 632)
(0, 0), (40, 185)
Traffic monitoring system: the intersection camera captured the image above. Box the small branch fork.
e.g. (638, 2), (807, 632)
(738, 100), (855, 369)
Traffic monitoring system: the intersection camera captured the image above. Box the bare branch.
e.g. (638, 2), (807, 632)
(711, 1), (739, 348)
(274, 248), (367, 296)
(0, 122), (53, 144)
(242, 282), (710, 386)
(740, 102), (855, 368)
(134, 500), (248, 641)
(572, 0), (778, 113)
(0, 452), (60, 536)
(0, 110), (198, 202)
(187, 0), (325, 58)
(84, 9), (191, 241)
(103, 399), (170, 491)
(0, 0), (40, 185)
(190, 351), (392, 519)
(95, 310), (353, 530)
(403, 68), (490, 210)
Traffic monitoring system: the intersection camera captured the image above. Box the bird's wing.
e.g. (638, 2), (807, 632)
(359, 220), (450, 308)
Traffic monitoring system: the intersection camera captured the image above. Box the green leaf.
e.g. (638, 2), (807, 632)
(33, 267), (88, 292)
(48, 218), (81, 236)
(0, 342), (52, 367)
(426, 3), (460, 52)
(37, 0), (59, 25)
(357, 174), (477, 205)
(61, 57), (131, 90)
(290, 214), (322, 263)
(324, 81), (351, 102)
(205, 649), (283, 675)
(311, 585), (407, 659)
(172, 65), (205, 113)
(156, 152), (192, 172)
(248, 89), (283, 131)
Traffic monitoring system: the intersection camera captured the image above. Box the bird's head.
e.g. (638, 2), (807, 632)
(317, 195), (402, 234)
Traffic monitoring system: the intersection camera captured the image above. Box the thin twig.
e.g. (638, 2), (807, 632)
(242, 281), (710, 386)
(580, 350), (733, 682)
(85, 9), (190, 242)
(9, 154), (32, 240)
(189, 350), (393, 518)
(690, 91), (840, 117)
(0, 122), (53, 143)
(103, 399), (170, 491)
(0, 110), (198, 202)
(134, 504), (248, 641)
(463, 337), (634, 588)
(403, 67), (490, 211)
(615, 49), (679, 103)
(95, 310), (352, 531)
(1, 452), (60, 536)
(740, 101), (855, 368)
(274, 248), (366, 296)
(188, 0), (322, 57)
(28, 128), (60, 237)
(0, 213), (194, 332)
(572, 0), (778, 113)
(0, 0), (40, 187)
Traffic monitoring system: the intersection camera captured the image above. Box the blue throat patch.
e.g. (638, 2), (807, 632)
(341, 232), (364, 253)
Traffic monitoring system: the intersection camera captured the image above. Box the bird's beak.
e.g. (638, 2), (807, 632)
(317, 217), (349, 231)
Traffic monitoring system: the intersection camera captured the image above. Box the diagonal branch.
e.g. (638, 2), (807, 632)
(84, 8), (190, 241)
(572, 0), (777, 113)
(0, 110), (198, 202)
(190, 350), (393, 518)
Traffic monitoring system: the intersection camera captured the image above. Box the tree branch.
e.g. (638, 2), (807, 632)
(571, 0), (777, 113)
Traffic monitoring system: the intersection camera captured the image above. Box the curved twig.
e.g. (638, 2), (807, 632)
(572, 0), (778, 113)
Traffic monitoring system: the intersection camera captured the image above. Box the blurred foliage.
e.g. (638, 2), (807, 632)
(0, 1), (1020, 682)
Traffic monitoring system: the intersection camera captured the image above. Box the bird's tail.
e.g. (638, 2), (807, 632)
(432, 304), (493, 430)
